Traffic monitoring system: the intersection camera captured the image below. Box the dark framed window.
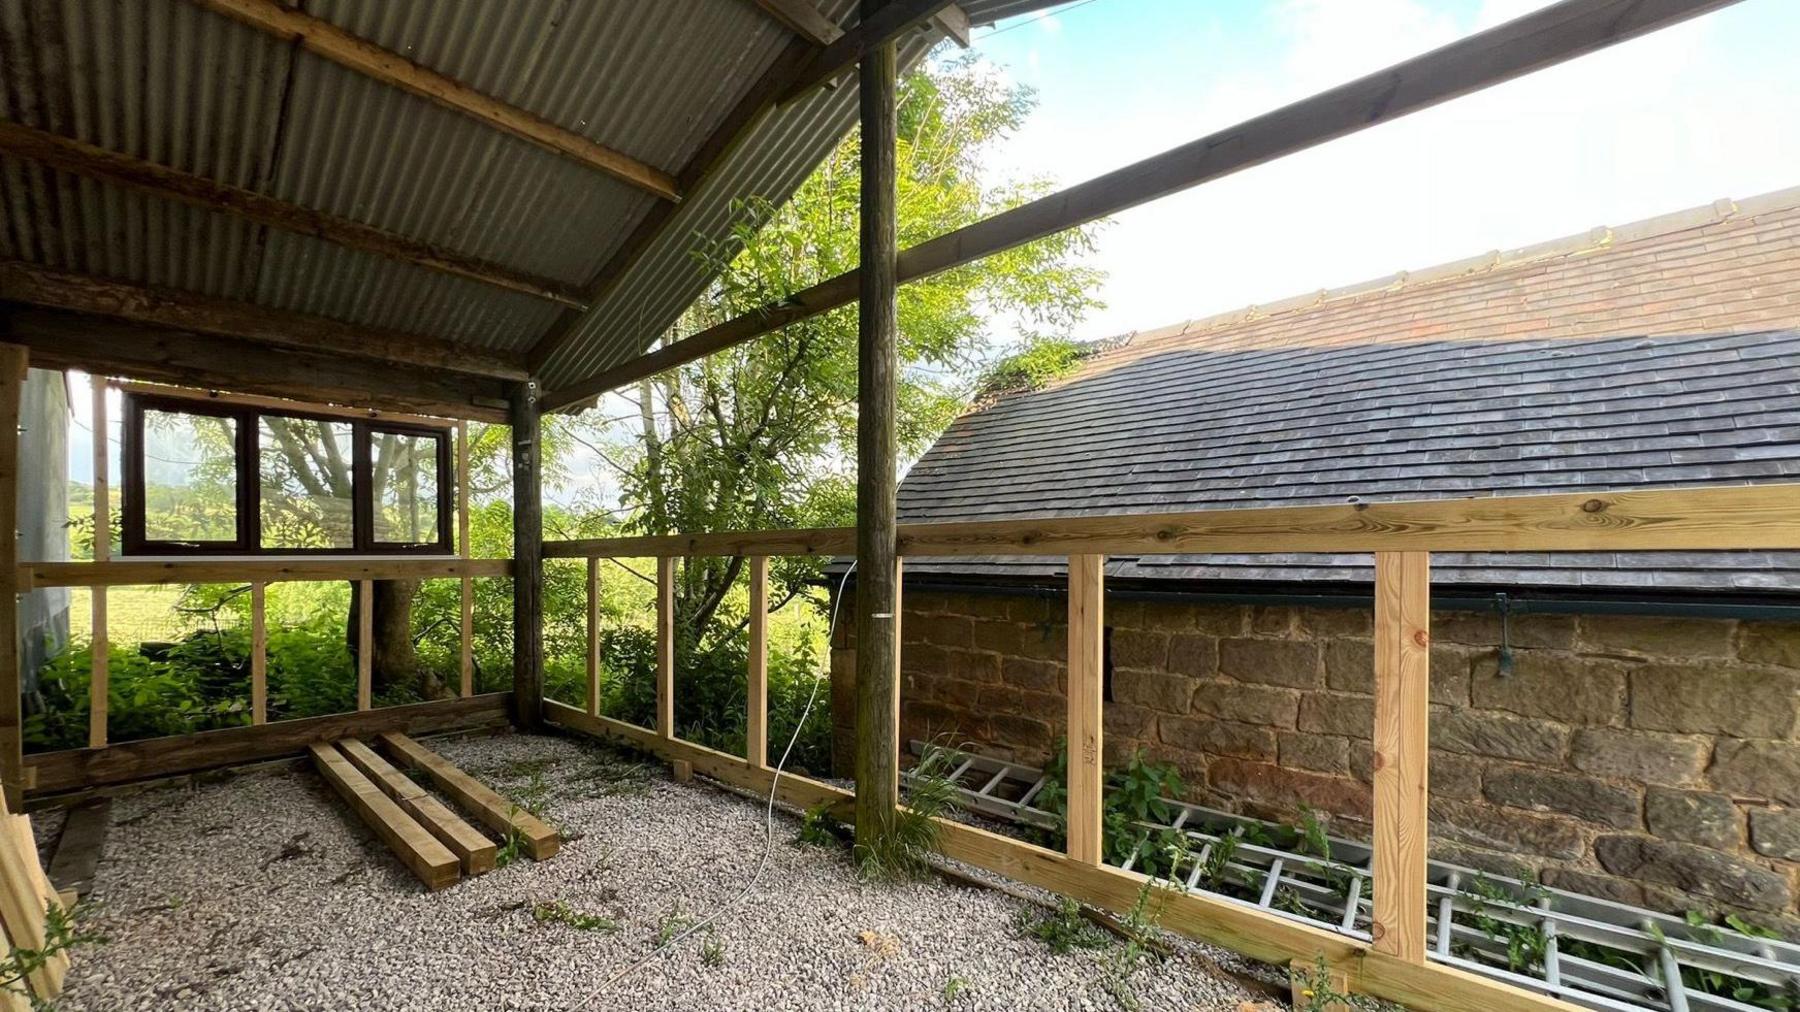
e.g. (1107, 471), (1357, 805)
(122, 392), (454, 556)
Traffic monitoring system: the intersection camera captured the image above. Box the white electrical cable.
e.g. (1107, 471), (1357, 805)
(566, 559), (858, 1005)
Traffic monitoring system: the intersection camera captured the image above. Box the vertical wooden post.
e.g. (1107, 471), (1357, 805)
(852, 0), (901, 849)
(457, 419), (472, 698)
(88, 377), (109, 749)
(1066, 554), (1105, 864)
(357, 579), (373, 711)
(656, 555), (675, 739)
(746, 555), (768, 768)
(585, 556), (601, 717)
(1372, 550), (1431, 963)
(250, 583), (267, 724)
(0, 345), (26, 810)
(510, 381), (543, 728)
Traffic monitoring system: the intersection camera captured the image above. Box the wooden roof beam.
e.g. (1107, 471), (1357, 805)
(0, 120), (586, 310)
(523, 36), (821, 373)
(0, 261), (528, 382)
(746, 0), (843, 45)
(188, 0), (681, 203)
(1, 308), (511, 424)
(543, 0), (1740, 411)
(779, 0), (957, 103)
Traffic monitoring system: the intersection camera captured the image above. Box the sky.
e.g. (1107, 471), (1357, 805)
(967, 0), (1800, 342)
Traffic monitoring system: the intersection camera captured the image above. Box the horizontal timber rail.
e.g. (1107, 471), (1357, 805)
(540, 483), (1800, 559)
(19, 557), (513, 590)
(546, 481), (1800, 1011)
(542, 702), (1565, 1012)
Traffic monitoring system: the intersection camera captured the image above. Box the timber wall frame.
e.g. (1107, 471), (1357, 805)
(540, 481), (1800, 1012)
(3, 367), (519, 800)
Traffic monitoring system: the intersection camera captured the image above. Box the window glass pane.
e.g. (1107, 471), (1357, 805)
(142, 408), (238, 543)
(259, 416), (355, 549)
(372, 431), (441, 544)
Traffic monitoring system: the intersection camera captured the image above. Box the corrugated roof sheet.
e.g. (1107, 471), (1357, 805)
(890, 190), (1800, 596)
(0, 0), (1062, 386)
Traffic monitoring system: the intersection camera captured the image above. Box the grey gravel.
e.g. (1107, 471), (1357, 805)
(44, 731), (1282, 1011)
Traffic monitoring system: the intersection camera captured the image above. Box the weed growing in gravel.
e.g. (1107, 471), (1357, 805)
(532, 900), (618, 932)
(1289, 955), (1386, 1012)
(700, 934), (725, 967)
(656, 904), (695, 944)
(2, 899), (104, 1008)
(495, 808), (528, 869)
(1015, 897), (1109, 954)
(1100, 877), (1171, 1012)
(854, 739), (963, 883)
(795, 800), (850, 848)
(941, 975), (968, 1003)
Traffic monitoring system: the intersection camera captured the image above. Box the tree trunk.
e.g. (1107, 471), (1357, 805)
(347, 579), (448, 700)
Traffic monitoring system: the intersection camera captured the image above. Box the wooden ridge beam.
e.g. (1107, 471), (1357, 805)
(543, 526), (855, 559)
(0, 261), (528, 381)
(2, 308), (512, 424)
(542, 0), (1739, 410)
(779, 0), (954, 103)
(187, 0), (680, 202)
(0, 121), (586, 310)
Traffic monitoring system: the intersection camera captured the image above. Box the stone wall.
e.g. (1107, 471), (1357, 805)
(829, 587), (1800, 935)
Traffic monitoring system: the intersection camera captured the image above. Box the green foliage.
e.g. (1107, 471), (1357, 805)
(855, 740), (965, 883)
(1014, 896), (1109, 954)
(975, 336), (1096, 401)
(795, 800), (850, 849)
(1290, 955), (1386, 1012)
(1, 899), (103, 1010)
(941, 975), (969, 1003)
(532, 900), (618, 932)
(700, 934), (725, 967)
(1033, 742), (1188, 878)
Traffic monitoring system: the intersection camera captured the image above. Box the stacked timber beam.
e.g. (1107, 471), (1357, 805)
(308, 733), (554, 891)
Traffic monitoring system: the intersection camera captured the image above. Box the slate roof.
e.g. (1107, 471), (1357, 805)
(892, 188), (1800, 597)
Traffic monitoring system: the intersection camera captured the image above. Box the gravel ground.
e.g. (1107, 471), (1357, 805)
(38, 730), (1288, 1011)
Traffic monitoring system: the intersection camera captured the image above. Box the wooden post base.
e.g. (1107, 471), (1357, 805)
(671, 759), (694, 784)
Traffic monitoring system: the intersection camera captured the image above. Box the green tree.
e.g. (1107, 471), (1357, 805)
(587, 55), (1104, 655)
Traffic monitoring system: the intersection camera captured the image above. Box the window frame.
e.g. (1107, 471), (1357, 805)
(120, 391), (456, 557)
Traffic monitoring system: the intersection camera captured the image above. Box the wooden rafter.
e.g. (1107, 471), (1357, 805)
(0, 261), (526, 381)
(188, 0), (680, 202)
(526, 0), (973, 376)
(524, 36), (820, 373)
(2, 308), (510, 423)
(542, 0), (1739, 410)
(0, 120), (587, 310)
(779, 0), (955, 102)
(746, 0), (843, 45)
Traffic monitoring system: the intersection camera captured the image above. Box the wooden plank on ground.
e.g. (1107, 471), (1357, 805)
(337, 738), (495, 876)
(45, 798), (109, 901)
(376, 732), (559, 861)
(308, 742), (458, 891)
(24, 693), (512, 796)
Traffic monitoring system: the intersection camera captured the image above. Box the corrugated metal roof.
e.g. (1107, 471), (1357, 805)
(0, 0), (1067, 387)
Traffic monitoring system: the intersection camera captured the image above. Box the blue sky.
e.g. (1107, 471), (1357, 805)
(966, 0), (1800, 340)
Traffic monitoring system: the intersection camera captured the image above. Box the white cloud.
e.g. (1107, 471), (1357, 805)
(976, 0), (1796, 343)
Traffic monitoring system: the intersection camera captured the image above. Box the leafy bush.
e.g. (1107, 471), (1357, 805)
(1033, 741), (1188, 878)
